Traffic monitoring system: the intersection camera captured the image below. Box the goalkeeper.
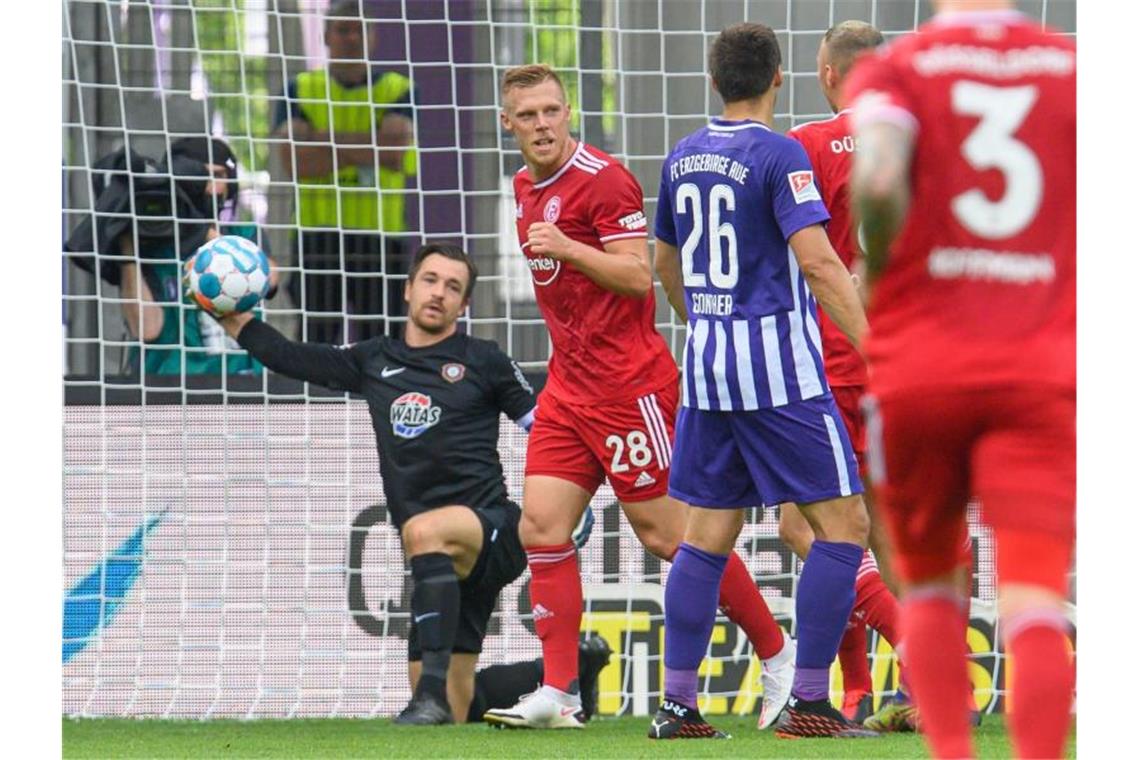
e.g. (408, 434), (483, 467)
(199, 242), (607, 725)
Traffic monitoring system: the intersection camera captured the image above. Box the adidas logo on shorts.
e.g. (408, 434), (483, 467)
(533, 604), (554, 620)
(634, 471), (657, 488)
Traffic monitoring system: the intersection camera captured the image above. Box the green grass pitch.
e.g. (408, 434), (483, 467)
(63, 715), (1074, 758)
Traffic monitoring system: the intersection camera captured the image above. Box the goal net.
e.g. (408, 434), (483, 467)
(62, 0), (1077, 719)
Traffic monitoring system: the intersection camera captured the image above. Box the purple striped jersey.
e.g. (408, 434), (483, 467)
(655, 118), (833, 411)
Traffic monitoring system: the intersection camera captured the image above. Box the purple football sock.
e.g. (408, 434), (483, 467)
(663, 542), (729, 709)
(792, 539), (863, 702)
(663, 667), (699, 711)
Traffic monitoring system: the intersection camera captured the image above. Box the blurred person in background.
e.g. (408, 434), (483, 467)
(273, 0), (417, 344)
(65, 135), (278, 376)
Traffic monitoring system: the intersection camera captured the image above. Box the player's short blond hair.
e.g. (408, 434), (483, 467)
(500, 64), (567, 105)
(822, 20), (884, 76)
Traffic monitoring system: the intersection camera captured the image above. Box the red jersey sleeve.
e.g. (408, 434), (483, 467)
(844, 49), (920, 136)
(589, 164), (649, 244)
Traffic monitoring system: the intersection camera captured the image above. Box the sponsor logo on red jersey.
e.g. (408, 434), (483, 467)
(618, 210), (647, 230)
(390, 392), (442, 439)
(524, 246), (562, 286)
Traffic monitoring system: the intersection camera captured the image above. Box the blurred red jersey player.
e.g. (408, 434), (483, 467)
(483, 64), (793, 729)
(847, 1), (1075, 758)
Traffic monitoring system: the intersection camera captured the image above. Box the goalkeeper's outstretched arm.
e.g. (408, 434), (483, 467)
(218, 312), (364, 393)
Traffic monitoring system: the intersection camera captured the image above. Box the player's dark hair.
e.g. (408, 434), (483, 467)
(326, 0), (361, 18)
(822, 20), (884, 76)
(408, 242), (479, 299)
(708, 23), (782, 104)
(325, 0), (362, 33)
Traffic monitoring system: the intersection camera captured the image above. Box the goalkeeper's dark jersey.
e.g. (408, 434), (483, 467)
(238, 320), (535, 528)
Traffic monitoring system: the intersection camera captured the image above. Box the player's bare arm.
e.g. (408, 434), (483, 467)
(526, 222), (652, 297)
(117, 233), (165, 342)
(850, 120), (913, 283)
(789, 224), (868, 347)
(653, 239), (688, 321)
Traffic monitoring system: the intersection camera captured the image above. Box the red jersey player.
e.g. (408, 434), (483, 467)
(483, 64), (794, 729)
(785, 21), (914, 731)
(847, 2), (1075, 757)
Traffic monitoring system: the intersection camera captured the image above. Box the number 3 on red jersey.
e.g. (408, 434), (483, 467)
(951, 82), (1042, 240)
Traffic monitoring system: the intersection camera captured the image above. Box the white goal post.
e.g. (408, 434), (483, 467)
(62, 0), (1076, 719)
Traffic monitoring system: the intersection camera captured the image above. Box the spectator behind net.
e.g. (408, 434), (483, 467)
(273, 0), (417, 344)
(64, 136), (279, 375)
(65, 137), (229, 285)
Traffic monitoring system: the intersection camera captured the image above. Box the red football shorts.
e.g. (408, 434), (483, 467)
(526, 380), (677, 503)
(836, 384), (973, 568)
(864, 386), (1074, 590)
(831, 384), (867, 471)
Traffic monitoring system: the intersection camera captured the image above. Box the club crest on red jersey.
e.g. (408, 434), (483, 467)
(390, 392), (442, 439)
(441, 362), (466, 383)
(544, 195), (562, 222)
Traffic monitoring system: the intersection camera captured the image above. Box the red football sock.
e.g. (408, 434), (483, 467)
(855, 551), (902, 648)
(903, 589), (974, 759)
(855, 551), (913, 693)
(838, 621), (872, 696)
(1005, 611), (1075, 760)
(716, 550), (786, 660)
(526, 543), (582, 693)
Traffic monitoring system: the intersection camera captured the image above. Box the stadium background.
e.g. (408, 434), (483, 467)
(62, 0), (1077, 720)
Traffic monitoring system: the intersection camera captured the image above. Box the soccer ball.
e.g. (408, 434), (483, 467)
(185, 235), (271, 317)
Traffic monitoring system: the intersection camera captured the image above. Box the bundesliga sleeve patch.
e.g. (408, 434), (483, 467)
(787, 171), (822, 204)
